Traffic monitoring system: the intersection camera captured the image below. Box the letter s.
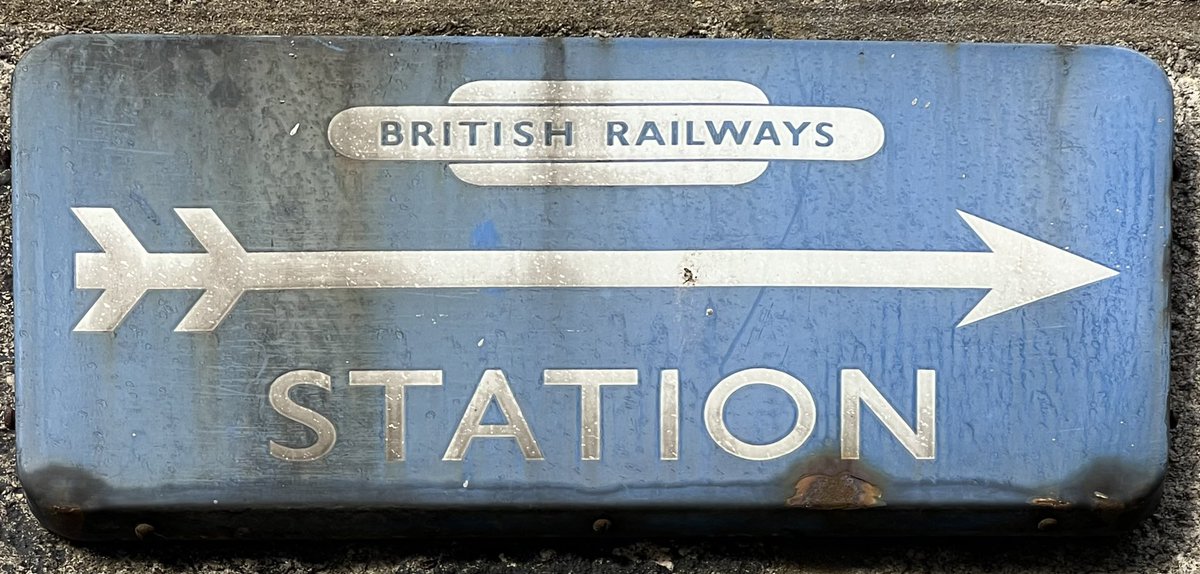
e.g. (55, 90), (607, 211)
(269, 370), (337, 461)
(815, 122), (835, 147)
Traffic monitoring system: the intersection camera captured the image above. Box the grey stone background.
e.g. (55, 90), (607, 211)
(1, 1), (1198, 572)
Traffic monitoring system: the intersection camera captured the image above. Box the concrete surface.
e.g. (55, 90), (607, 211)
(0, 0), (1198, 572)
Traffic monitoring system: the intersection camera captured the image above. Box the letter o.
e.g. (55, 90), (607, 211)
(704, 368), (816, 461)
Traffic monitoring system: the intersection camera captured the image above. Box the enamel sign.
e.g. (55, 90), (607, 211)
(12, 36), (1171, 539)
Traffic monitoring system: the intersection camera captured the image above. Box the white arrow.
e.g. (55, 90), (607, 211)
(71, 208), (1118, 332)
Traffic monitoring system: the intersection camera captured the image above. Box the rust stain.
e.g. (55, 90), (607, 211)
(1029, 496), (1072, 509)
(1092, 490), (1126, 512)
(48, 505), (85, 537)
(785, 472), (885, 510)
(134, 523), (156, 540)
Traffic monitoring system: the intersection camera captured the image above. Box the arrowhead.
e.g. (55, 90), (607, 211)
(955, 211), (1119, 327)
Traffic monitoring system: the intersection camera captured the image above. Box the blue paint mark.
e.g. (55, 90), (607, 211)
(471, 220), (501, 248)
(472, 220), (506, 298)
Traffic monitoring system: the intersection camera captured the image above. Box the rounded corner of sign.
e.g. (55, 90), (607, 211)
(15, 35), (80, 71)
(1083, 46), (1173, 113)
(1098, 46), (1171, 82)
(1090, 461), (1168, 532)
(15, 459), (109, 541)
(11, 36), (76, 109)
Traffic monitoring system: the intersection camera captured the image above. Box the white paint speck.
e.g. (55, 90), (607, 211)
(463, 479), (469, 488)
(477, 338), (485, 347)
(289, 123), (300, 136)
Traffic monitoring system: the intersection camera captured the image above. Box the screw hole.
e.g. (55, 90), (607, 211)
(134, 523), (155, 539)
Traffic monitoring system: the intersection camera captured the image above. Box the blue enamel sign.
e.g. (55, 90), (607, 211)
(12, 36), (1171, 539)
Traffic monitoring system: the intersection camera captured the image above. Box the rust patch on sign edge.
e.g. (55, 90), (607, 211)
(786, 472), (886, 510)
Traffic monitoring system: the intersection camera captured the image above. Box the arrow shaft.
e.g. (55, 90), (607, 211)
(80, 249), (998, 291)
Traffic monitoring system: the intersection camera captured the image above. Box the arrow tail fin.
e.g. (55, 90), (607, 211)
(171, 209), (247, 332)
(73, 289), (147, 332)
(71, 207), (150, 271)
(72, 208), (152, 332)
(175, 288), (243, 332)
(174, 208), (244, 256)
(72, 208), (250, 333)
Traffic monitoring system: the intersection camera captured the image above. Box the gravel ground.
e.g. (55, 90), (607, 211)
(1, 1), (1199, 572)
